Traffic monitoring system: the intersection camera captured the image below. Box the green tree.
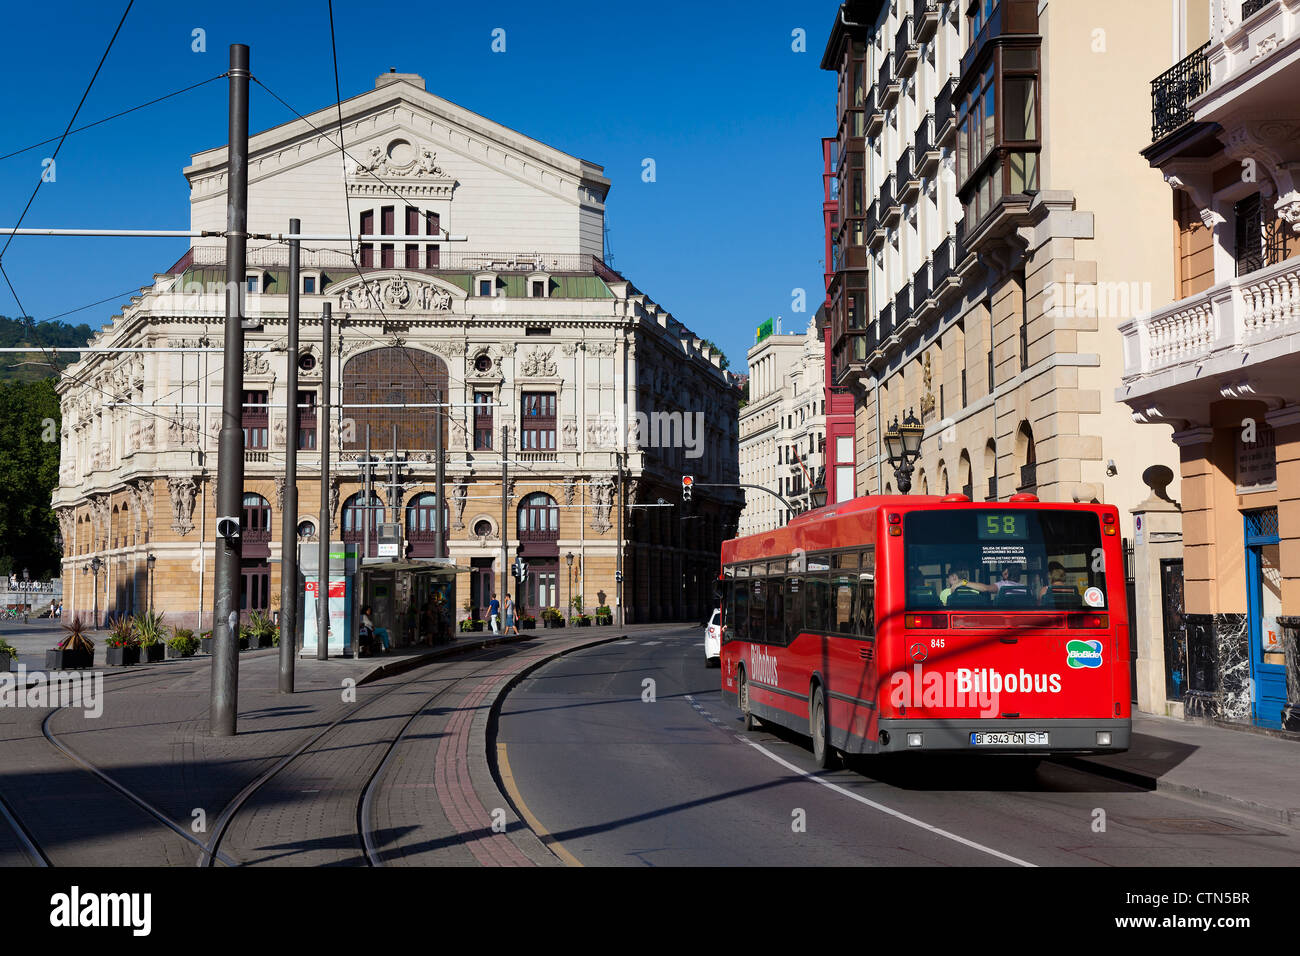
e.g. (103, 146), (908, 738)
(0, 378), (61, 578)
(698, 338), (730, 371)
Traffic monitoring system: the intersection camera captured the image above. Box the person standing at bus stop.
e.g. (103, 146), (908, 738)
(488, 593), (501, 634)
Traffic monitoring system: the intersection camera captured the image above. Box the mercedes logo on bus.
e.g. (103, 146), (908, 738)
(909, 642), (928, 662)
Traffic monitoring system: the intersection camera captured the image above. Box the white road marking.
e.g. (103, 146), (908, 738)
(733, 735), (1036, 867)
(641, 641), (662, 646)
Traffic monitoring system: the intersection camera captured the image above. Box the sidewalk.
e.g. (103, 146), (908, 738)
(1060, 713), (1300, 830)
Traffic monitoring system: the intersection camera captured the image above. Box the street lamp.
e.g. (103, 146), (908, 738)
(809, 466), (828, 510)
(84, 556), (103, 628)
(565, 551), (574, 618)
(147, 553), (156, 611)
(884, 409), (925, 494)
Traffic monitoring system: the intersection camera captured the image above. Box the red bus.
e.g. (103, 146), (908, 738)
(718, 493), (1131, 767)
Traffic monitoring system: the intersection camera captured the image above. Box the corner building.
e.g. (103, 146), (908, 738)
(53, 71), (740, 632)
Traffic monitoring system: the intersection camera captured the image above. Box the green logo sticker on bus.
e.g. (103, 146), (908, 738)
(1066, 639), (1103, 669)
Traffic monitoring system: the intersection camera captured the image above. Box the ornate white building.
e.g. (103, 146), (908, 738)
(738, 321), (827, 535)
(53, 70), (740, 632)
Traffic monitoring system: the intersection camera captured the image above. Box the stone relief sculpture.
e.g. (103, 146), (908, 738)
(452, 480), (467, 530)
(167, 477), (198, 536)
(562, 418), (578, 449)
(274, 476), (286, 512)
(589, 476), (615, 534)
(563, 476), (576, 506)
(520, 348), (558, 377)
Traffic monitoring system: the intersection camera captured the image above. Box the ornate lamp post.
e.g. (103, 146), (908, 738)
(146, 553), (156, 611)
(884, 409), (925, 494)
(565, 551), (574, 619)
(809, 466), (829, 510)
(84, 556), (103, 627)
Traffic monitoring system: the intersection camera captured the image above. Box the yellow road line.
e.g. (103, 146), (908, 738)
(496, 742), (583, 867)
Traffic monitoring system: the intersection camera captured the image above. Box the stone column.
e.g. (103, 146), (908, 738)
(1130, 465), (1184, 717)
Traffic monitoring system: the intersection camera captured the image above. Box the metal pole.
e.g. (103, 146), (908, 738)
(390, 425), (398, 527)
(434, 388), (445, 559)
(616, 451), (624, 626)
(500, 424), (509, 609)
(317, 301), (331, 661)
(279, 216), (300, 693)
(210, 43), (249, 737)
(363, 425), (371, 558)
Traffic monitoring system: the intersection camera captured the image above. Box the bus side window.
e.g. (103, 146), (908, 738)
(856, 575), (874, 637)
(734, 582), (749, 642)
(805, 575), (829, 632)
(766, 576), (784, 645)
(785, 576), (803, 645)
(832, 575), (855, 633)
(750, 578), (767, 644)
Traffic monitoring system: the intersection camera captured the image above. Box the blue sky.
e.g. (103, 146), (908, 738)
(0, 0), (836, 373)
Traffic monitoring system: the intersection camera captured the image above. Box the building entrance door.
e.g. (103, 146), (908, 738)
(1245, 510), (1286, 725)
(522, 561), (558, 618)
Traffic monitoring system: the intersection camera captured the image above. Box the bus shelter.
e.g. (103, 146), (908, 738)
(355, 557), (469, 649)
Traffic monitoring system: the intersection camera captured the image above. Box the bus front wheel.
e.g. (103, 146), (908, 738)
(810, 684), (839, 770)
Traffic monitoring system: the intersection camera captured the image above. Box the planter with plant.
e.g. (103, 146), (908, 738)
(0, 637), (18, 672)
(48, 617), (95, 670)
(105, 617), (140, 666)
(167, 626), (199, 659)
(519, 614), (536, 630)
(247, 610), (276, 649)
(135, 609), (167, 663)
(459, 618), (485, 633)
(198, 630), (213, 655)
(571, 614), (592, 627)
(541, 607), (564, 628)
(594, 605), (613, 625)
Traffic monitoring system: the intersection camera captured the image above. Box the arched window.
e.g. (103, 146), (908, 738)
(242, 493), (271, 541)
(1015, 421), (1037, 494)
(518, 493), (559, 542)
(405, 492), (449, 556)
(342, 492), (385, 556)
(342, 347), (449, 453)
(984, 439), (998, 501)
(959, 450), (973, 499)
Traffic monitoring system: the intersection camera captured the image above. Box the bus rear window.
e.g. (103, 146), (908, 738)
(904, 510), (1108, 611)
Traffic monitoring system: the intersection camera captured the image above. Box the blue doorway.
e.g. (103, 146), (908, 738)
(1244, 509), (1286, 726)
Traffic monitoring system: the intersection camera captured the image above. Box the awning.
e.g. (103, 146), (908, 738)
(358, 557), (472, 575)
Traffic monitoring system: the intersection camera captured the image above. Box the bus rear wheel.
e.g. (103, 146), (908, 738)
(739, 669), (759, 731)
(810, 684), (839, 770)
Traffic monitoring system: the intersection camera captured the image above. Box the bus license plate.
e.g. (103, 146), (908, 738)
(970, 732), (1049, 747)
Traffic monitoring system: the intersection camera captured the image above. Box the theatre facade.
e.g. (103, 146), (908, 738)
(52, 71), (740, 632)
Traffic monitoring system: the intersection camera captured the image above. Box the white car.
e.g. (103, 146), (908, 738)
(704, 609), (722, 667)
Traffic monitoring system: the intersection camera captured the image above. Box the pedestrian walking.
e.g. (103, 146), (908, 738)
(488, 593), (500, 634)
(504, 595), (518, 635)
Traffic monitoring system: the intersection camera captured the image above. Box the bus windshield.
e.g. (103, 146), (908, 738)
(904, 509), (1108, 611)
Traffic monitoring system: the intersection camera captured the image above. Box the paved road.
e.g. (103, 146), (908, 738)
(497, 625), (1300, 866)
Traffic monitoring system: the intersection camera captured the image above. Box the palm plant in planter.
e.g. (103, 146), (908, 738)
(167, 626), (199, 659)
(594, 605), (613, 625)
(247, 610), (276, 648)
(105, 616), (141, 666)
(135, 609), (167, 663)
(49, 617), (95, 669)
(0, 637), (18, 672)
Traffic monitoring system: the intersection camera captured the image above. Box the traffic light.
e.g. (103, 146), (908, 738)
(513, 557), (528, 582)
(682, 475), (693, 502)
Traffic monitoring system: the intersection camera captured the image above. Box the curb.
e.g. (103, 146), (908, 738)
(1053, 756), (1300, 831)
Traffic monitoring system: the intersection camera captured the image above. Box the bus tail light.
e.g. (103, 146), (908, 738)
(1103, 512), (1117, 536)
(1068, 612), (1108, 629)
(905, 613), (947, 628)
(888, 513), (902, 537)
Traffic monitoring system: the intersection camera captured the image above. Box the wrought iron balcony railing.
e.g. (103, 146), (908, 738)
(1150, 41), (1210, 141)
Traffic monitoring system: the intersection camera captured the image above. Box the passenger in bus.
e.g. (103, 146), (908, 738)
(1037, 561), (1068, 601)
(939, 570), (996, 605)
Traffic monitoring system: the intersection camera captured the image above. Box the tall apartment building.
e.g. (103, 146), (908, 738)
(821, 0), (1180, 535)
(738, 322), (827, 534)
(1120, 0), (1300, 729)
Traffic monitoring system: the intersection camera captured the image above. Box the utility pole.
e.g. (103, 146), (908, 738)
(317, 301), (331, 661)
(279, 216), (300, 694)
(500, 424), (509, 606)
(434, 388), (445, 559)
(210, 43), (250, 737)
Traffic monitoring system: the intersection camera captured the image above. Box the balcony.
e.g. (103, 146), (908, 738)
(880, 173), (899, 225)
(896, 147), (918, 201)
(894, 282), (913, 324)
(1192, 1), (1300, 130)
(895, 16), (918, 77)
(915, 113), (939, 175)
(1241, 0), (1270, 15)
(878, 301), (895, 343)
(1150, 41), (1210, 141)
(935, 76), (958, 144)
(864, 87), (883, 136)
(1120, 255), (1300, 406)
(912, 261), (932, 310)
(915, 0), (939, 41)
(175, 245), (623, 279)
(878, 52), (899, 108)
(867, 199), (886, 249)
